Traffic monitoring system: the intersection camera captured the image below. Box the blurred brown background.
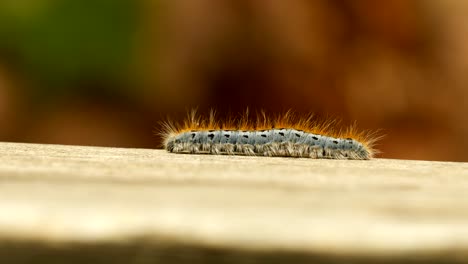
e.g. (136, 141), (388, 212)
(0, 0), (466, 161)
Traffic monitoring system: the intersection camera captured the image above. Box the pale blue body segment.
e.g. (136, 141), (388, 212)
(165, 128), (370, 160)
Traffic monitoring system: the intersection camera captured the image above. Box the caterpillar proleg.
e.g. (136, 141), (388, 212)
(160, 110), (380, 160)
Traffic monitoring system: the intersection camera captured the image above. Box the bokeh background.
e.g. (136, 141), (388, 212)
(0, 0), (467, 161)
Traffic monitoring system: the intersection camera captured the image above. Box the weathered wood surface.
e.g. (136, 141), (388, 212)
(0, 142), (467, 263)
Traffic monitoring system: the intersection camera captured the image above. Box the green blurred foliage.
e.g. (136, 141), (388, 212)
(0, 0), (139, 99)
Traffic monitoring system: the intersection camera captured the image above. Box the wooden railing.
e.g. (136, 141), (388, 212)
(0, 142), (467, 263)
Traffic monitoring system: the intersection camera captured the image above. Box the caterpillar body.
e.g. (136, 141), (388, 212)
(160, 111), (380, 160)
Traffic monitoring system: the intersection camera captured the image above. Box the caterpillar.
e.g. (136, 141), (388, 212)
(159, 110), (380, 160)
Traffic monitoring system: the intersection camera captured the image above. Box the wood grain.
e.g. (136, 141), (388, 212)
(0, 142), (467, 263)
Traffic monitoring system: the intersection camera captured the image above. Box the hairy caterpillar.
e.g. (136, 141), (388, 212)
(160, 110), (380, 160)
